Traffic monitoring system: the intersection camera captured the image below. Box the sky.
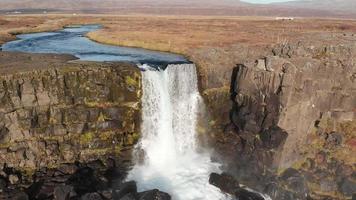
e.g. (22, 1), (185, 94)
(241, 0), (299, 4)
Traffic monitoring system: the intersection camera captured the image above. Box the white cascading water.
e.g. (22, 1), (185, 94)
(127, 64), (229, 200)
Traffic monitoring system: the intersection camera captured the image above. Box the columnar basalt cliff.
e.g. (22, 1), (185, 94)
(211, 43), (356, 199)
(0, 52), (142, 174)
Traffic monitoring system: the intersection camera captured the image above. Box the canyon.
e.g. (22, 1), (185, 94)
(0, 15), (355, 200)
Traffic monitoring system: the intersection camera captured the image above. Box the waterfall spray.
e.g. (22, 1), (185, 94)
(127, 64), (228, 200)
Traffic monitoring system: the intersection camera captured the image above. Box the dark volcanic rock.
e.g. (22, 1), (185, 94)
(98, 189), (113, 199)
(113, 181), (138, 199)
(53, 185), (76, 200)
(260, 126), (288, 149)
(235, 188), (265, 200)
(0, 176), (7, 190)
(105, 167), (124, 187)
(81, 192), (103, 200)
(67, 167), (99, 195)
(209, 173), (239, 194)
(264, 182), (298, 200)
(279, 168), (308, 197)
(0, 189), (29, 200)
(138, 189), (171, 200)
(25, 160), (123, 199)
(120, 193), (137, 200)
(26, 181), (45, 199)
(209, 173), (268, 200)
(0, 160), (176, 200)
(120, 194), (137, 200)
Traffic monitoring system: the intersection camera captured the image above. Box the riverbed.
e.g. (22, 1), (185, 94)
(1, 24), (188, 66)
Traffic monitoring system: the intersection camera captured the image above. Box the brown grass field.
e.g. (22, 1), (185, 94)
(1, 14), (356, 88)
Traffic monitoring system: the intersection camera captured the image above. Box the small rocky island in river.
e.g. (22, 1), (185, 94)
(0, 1), (355, 200)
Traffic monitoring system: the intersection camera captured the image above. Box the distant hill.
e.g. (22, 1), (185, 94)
(275, 0), (356, 15)
(0, 0), (247, 9)
(0, 0), (245, 9)
(0, 0), (354, 18)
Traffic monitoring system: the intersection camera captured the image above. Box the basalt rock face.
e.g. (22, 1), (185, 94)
(214, 43), (356, 199)
(209, 173), (266, 200)
(0, 160), (170, 200)
(0, 53), (142, 177)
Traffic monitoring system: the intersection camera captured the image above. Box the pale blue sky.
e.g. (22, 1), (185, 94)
(241, 0), (298, 4)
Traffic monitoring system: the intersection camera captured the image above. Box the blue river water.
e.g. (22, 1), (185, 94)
(1, 25), (188, 66)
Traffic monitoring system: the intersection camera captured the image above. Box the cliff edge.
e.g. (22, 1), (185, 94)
(0, 52), (142, 174)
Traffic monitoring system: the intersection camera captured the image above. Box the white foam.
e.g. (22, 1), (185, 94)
(127, 64), (228, 200)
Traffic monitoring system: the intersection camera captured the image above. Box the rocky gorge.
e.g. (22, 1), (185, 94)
(0, 20), (355, 200)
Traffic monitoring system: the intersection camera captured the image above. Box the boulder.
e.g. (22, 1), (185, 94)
(66, 167), (99, 195)
(53, 185), (76, 200)
(81, 192), (103, 200)
(98, 189), (113, 199)
(138, 189), (171, 200)
(119, 193), (137, 200)
(113, 181), (137, 199)
(33, 183), (57, 200)
(209, 173), (239, 194)
(209, 173), (270, 200)
(235, 188), (265, 200)
(26, 181), (45, 199)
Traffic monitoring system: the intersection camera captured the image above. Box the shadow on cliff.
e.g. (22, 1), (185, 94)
(215, 63), (289, 192)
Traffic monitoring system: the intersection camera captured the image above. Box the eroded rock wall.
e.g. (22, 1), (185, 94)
(0, 57), (141, 175)
(211, 43), (356, 199)
(232, 46), (356, 167)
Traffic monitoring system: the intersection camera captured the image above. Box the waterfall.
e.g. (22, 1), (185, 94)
(127, 64), (228, 200)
